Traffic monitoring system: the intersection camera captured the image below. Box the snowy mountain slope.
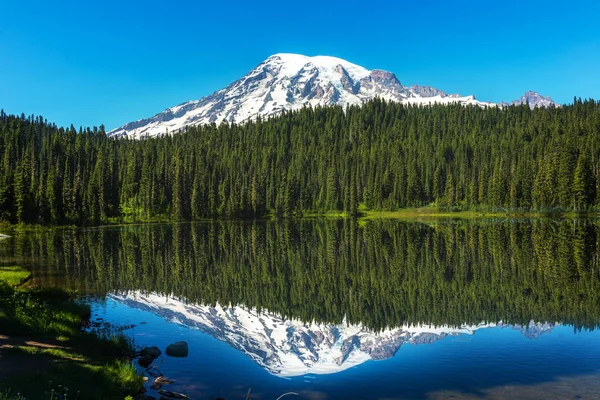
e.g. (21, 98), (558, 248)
(110, 292), (556, 377)
(108, 54), (498, 139)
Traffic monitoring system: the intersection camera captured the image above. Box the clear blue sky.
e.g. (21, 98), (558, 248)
(1, 0), (599, 130)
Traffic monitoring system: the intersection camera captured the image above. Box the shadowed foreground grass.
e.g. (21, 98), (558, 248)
(0, 267), (143, 400)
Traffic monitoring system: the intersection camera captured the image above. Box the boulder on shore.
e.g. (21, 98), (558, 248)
(165, 341), (188, 358)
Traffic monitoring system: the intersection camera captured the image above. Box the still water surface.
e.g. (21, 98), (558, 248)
(2, 219), (600, 399)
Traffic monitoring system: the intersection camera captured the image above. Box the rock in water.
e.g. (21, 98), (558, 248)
(158, 390), (188, 398)
(155, 376), (175, 385)
(165, 341), (188, 358)
(134, 395), (156, 400)
(138, 356), (154, 368)
(141, 346), (162, 358)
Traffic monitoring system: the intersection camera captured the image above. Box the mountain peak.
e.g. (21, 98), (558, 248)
(266, 53), (370, 75)
(262, 53), (371, 88)
(509, 91), (557, 109)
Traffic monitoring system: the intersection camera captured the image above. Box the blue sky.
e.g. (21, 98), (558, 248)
(1, 0), (599, 130)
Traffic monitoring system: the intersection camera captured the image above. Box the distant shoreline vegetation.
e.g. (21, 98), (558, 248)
(0, 99), (599, 226)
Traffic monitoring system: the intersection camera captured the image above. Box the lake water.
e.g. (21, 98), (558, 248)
(1, 219), (600, 399)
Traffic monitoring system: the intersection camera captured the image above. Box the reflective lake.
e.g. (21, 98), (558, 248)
(1, 219), (600, 399)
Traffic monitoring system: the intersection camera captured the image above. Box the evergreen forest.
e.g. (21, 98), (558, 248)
(1, 99), (599, 225)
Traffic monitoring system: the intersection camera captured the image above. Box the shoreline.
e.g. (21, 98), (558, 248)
(0, 208), (598, 233)
(358, 209), (600, 220)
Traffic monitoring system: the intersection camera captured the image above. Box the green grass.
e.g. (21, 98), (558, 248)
(0, 266), (31, 287)
(0, 272), (143, 400)
(358, 206), (600, 221)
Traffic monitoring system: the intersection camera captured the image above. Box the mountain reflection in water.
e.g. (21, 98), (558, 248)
(111, 291), (559, 377)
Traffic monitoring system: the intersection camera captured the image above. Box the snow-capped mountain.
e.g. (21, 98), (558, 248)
(111, 292), (557, 377)
(508, 90), (558, 109)
(108, 54), (497, 138)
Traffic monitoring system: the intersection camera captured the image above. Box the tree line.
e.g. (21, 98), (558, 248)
(0, 99), (599, 224)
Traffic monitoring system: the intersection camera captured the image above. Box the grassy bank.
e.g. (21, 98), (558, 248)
(358, 206), (600, 221)
(0, 266), (142, 400)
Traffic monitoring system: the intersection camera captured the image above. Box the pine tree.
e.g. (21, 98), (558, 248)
(573, 154), (596, 211)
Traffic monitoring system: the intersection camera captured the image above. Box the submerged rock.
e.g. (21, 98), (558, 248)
(141, 346), (162, 358)
(165, 341), (188, 358)
(155, 376), (174, 385)
(138, 356), (154, 368)
(158, 390), (188, 398)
